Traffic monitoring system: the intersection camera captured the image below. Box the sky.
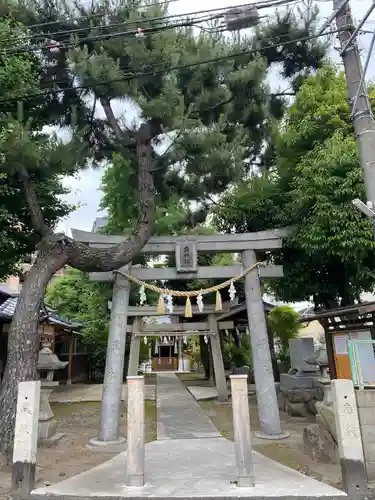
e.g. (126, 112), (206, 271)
(55, 0), (375, 236)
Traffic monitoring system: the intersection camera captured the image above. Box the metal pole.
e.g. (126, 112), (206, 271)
(334, 0), (375, 206)
(230, 375), (254, 487)
(126, 375), (145, 487)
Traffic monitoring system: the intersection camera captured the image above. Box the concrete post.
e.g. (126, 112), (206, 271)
(242, 250), (288, 439)
(334, 0), (375, 206)
(230, 375), (254, 487)
(88, 271), (130, 451)
(332, 379), (368, 499)
(208, 314), (228, 402)
(126, 376), (145, 487)
(128, 318), (141, 377)
(12, 381), (41, 497)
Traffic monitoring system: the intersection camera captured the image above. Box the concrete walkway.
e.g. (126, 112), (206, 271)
(31, 373), (347, 499)
(31, 438), (346, 500)
(157, 373), (220, 440)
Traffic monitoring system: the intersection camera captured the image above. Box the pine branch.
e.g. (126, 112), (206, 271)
(65, 122), (156, 271)
(100, 96), (126, 142)
(18, 167), (51, 237)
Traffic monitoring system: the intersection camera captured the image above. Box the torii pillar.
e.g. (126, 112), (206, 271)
(242, 250), (289, 440)
(88, 271), (130, 451)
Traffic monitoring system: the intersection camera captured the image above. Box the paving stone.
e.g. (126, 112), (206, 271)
(157, 373), (220, 440)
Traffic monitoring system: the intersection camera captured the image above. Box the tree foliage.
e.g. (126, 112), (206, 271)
(268, 305), (300, 353)
(45, 269), (111, 375)
(214, 66), (375, 308)
(0, 17), (72, 279)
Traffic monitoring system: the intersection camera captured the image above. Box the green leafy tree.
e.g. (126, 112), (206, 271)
(0, 17), (71, 280)
(45, 269), (112, 378)
(268, 305), (300, 354)
(214, 66), (375, 309)
(223, 333), (252, 368)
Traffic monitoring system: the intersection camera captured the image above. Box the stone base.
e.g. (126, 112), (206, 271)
(280, 373), (318, 390)
(39, 432), (65, 448)
(278, 386), (323, 417)
(254, 430), (290, 440)
(87, 436), (127, 453)
(315, 401), (337, 442)
(303, 423), (338, 464)
(38, 419), (58, 441)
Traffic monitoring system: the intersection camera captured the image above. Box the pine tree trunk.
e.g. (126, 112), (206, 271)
(0, 239), (68, 465)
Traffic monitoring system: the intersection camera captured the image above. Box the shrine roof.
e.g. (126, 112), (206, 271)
(0, 296), (80, 329)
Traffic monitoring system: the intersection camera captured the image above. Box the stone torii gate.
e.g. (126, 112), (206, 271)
(126, 311), (234, 392)
(72, 228), (290, 450)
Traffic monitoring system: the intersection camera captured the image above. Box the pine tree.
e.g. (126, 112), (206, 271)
(0, 0), (327, 460)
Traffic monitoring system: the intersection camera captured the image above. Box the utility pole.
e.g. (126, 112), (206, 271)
(333, 0), (375, 209)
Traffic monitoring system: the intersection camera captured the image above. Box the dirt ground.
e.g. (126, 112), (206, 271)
(0, 400), (156, 496)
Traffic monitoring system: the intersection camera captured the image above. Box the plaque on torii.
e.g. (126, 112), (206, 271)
(175, 240), (197, 273)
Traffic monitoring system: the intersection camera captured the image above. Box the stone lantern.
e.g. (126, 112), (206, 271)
(37, 341), (68, 446)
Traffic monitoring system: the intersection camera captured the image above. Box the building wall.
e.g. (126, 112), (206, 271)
(298, 320), (324, 346)
(1, 261), (66, 294)
(356, 389), (375, 482)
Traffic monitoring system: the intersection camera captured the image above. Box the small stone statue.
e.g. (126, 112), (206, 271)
(304, 335), (330, 383)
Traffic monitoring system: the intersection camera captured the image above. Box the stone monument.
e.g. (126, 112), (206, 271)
(280, 338), (319, 390)
(278, 338), (322, 418)
(303, 334), (338, 464)
(37, 342), (68, 446)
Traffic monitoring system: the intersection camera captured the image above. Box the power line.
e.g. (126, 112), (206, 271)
(2, 5), (238, 47)
(36, 24), (298, 89)
(3, 0), (306, 56)
(0, 28), (341, 105)
(14, 0), (186, 31)
(2, 0), (298, 49)
(3, 14), (224, 55)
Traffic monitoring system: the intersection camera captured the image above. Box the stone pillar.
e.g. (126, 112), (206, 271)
(38, 382), (64, 446)
(67, 337), (73, 385)
(332, 380), (368, 499)
(126, 376), (145, 487)
(88, 271), (129, 451)
(242, 250), (288, 439)
(208, 314), (228, 402)
(128, 318), (141, 377)
(230, 375), (254, 487)
(12, 381), (41, 497)
(178, 338), (184, 372)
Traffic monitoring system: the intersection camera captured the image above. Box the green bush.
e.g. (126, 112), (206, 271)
(268, 305), (300, 360)
(223, 333), (252, 368)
